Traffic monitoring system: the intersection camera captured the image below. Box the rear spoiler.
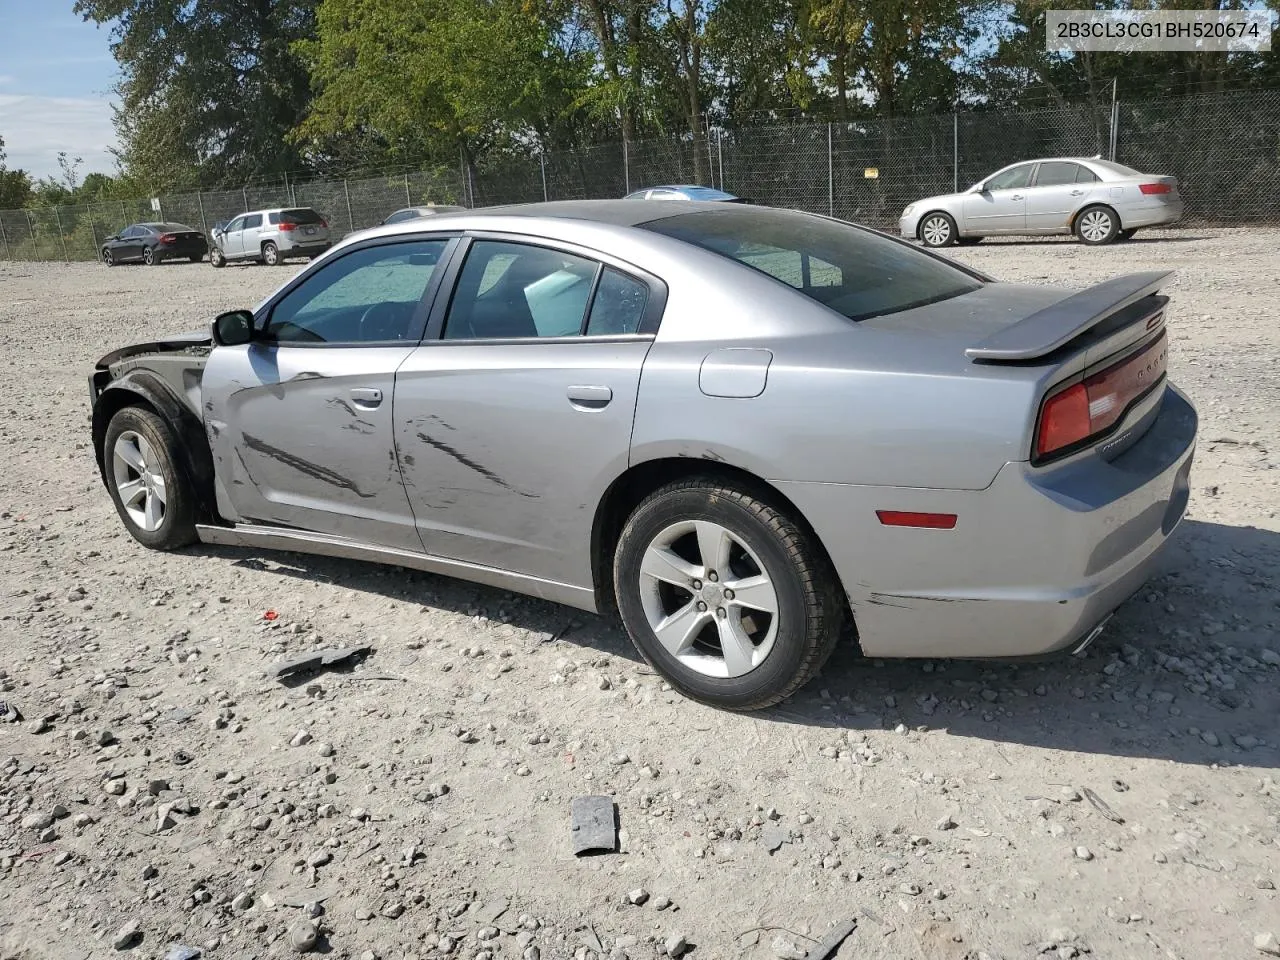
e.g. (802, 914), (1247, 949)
(966, 271), (1173, 362)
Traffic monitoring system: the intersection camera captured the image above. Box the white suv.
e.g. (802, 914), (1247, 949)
(210, 207), (332, 267)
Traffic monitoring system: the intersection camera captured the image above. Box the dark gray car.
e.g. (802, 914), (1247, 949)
(89, 201), (1196, 711)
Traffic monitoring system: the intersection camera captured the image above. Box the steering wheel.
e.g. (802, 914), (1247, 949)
(357, 302), (407, 342)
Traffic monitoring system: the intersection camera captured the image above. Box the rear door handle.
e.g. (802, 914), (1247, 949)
(1011, 194), (1024, 201)
(567, 385), (612, 410)
(1070, 190), (1084, 196)
(350, 387), (383, 409)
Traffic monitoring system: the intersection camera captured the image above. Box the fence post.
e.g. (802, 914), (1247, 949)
(242, 186), (249, 212)
(53, 207), (69, 262)
(1109, 79), (1119, 161)
(717, 130), (724, 191)
(27, 210), (42, 262)
(404, 173), (411, 206)
(623, 140), (630, 195)
(540, 151), (549, 202)
(196, 190), (208, 235)
(343, 180), (354, 232)
(89, 214), (100, 260)
(119, 199), (127, 228)
(953, 112), (959, 193)
(0, 213), (9, 262)
(459, 146), (469, 207)
(827, 123), (834, 217)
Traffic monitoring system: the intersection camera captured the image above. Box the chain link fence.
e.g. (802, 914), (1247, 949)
(3, 88), (1278, 263)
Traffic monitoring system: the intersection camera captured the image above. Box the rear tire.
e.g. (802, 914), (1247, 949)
(1075, 205), (1120, 245)
(956, 236), (983, 246)
(262, 241), (282, 266)
(613, 478), (843, 711)
(1117, 228), (1138, 242)
(143, 246), (160, 266)
(918, 212), (958, 248)
(103, 406), (197, 551)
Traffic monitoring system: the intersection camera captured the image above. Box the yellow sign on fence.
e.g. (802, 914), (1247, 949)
(864, 167), (879, 179)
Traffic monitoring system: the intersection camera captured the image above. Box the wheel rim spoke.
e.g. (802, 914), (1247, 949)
(717, 616), (757, 676)
(640, 545), (698, 589)
(653, 600), (711, 657)
(116, 439), (145, 473)
(149, 473), (167, 504)
(143, 492), (163, 531)
(725, 573), (777, 615)
(693, 520), (732, 573)
(116, 478), (146, 508)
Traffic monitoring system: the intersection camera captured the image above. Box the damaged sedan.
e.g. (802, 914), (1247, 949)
(89, 201), (1196, 711)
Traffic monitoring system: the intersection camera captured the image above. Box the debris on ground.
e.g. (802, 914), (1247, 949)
(570, 796), (617, 855)
(270, 645), (373, 679)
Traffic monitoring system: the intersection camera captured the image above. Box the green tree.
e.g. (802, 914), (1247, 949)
(75, 0), (320, 187)
(0, 134), (34, 209)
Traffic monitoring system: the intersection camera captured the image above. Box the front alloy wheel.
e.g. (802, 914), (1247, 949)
(104, 406), (197, 550)
(614, 478), (843, 711)
(919, 213), (956, 247)
(112, 430), (167, 533)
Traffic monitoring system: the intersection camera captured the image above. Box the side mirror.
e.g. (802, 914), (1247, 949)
(211, 309), (255, 347)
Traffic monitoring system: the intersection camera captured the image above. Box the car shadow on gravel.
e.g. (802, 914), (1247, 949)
(194, 519), (1278, 768)
(971, 234), (1209, 247)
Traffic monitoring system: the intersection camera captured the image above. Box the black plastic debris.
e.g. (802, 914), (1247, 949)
(571, 796), (618, 855)
(804, 919), (856, 960)
(0, 701), (22, 723)
(270, 645), (372, 680)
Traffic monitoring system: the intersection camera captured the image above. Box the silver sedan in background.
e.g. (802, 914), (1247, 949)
(901, 157), (1183, 247)
(89, 201), (1196, 711)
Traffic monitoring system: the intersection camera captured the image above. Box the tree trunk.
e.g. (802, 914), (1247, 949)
(583, 0), (633, 148)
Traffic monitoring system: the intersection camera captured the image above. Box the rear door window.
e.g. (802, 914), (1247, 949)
(1034, 162), (1084, 187)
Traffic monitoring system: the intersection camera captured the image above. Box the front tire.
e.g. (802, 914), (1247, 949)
(262, 241), (281, 266)
(1075, 206), (1120, 245)
(613, 478), (843, 711)
(102, 248), (114, 267)
(104, 407), (197, 550)
(210, 247), (226, 268)
(918, 212), (958, 247)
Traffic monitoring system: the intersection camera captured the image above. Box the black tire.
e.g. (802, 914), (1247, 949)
(103, 406), (197, 551)
(1074, 205), (1121, 245)
(613, 478), (843, 711)
(143, 246), (159, 266)
(1117, 228), (1138, 242)
(210, 247), (226, 268)
(262, 241), (282, 266)
(189, 255), (203, 263)
(956, 236), (983, 246)
(918, 211), (958, 247)
(102, 248), (114, 266)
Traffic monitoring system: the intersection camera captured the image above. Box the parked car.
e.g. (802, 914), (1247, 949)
(88, 200), (1195, 711)
(101, 223), (208, 266)
(380, 205), (468, 225)
(209, 207), (331, 267)
(624, 185), (751, 203)
(901, 157), (1182, 247)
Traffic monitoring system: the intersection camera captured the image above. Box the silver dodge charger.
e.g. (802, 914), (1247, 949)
(901, 157), (1184, 247)
(89, 201), (1197, 711)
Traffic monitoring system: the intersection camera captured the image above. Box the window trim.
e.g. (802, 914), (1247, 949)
(421, 232), (668, 345)
(250, 234), (463, 349)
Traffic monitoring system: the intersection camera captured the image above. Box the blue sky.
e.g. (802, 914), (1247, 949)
(0, 1), (119, 180)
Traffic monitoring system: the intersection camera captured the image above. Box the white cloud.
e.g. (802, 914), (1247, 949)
(0, 76), (15, 86)
(0, 94), (119, 179)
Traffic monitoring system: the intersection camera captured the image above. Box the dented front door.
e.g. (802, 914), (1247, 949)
(203, 344), (421, 549)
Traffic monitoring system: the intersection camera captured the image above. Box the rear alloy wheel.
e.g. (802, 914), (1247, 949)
(613, 478), (843, 711)
(1075, 206), (1120, 245)
(104, 406), (197, 550)
(102, 248), (114, 267)
(919, 212), (957, 247)
(142, 245), (159, 266)
(262, 241), (281, 266)
(210, 247), (226, 268)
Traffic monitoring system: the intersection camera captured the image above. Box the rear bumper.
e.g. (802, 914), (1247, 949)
(780, 385), (1197, 658)
(1120, 199), (1184, 230)
(279, 239), (332, 256)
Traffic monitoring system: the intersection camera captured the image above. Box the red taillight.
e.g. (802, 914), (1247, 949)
(1138, 182), (1172, 195)
(1035, 330), (1168, 461)
(319, 219), (328, 229)
(158, 233), (177, 244)
(278, 222), (296, 231)
(876, 511), (957, 530)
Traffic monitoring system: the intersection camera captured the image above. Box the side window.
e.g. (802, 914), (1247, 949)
(244, 214), (263, 229)
(586, 269), (649, 336)
(1076, 166), (1100, 183)
(268, 212), (281, 224)
(225, 217), (243, 233)
(1034, 162), (1083, 187)
(264, 240), (447, 344)
(986, 165), (1033, 191)
(443, 241), (599, 340)
(119, 226), (136, 238)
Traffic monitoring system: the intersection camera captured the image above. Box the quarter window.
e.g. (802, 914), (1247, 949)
(263, 241), (448, 344)
(586, 269), (649, 335)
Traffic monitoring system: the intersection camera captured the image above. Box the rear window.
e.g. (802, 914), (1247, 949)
(641, 208), (982, 322)
(273, 208), (325, 225)
(1088, 159), (1141, 178)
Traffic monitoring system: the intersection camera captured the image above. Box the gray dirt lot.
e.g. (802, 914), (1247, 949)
(1, 228), (1278, 960)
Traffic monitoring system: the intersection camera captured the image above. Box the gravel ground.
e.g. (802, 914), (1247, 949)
(1, 228), (1278, 960)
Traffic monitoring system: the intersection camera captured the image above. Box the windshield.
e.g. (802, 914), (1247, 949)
(641, 207), (982, 322)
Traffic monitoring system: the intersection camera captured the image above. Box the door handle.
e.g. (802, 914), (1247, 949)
(350, 387), (383, 409)
(567, 385), (612, 410)
(1011, 194), (1024, 201)
(1069, 190), (1084, 196)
